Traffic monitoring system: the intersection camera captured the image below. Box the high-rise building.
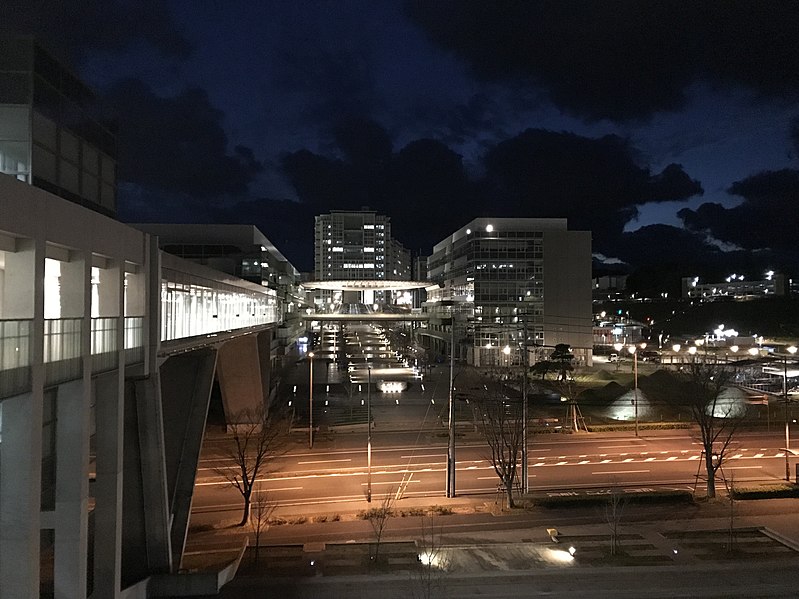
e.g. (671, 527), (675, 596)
(0, 36), (117, 215)
(422, 217), (593, 367)
(313, 209), (410, 305)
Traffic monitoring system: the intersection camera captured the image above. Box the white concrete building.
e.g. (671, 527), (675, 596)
(422, 217), (593, 367)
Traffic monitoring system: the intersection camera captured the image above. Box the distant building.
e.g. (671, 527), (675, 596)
(313, 209), (411, 305)
(421, 217), (593, 367)
(0, 36), (117, 215)
(682, 273), (787, 301)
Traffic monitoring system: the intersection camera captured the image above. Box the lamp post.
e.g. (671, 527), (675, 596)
(446, 316), (456, 497)
(308, 351), (314, 449)
(613, 342), (623, 372)
(367, 362), (372, 502)
(628, 345), (639, 437)
(520, 336), (529, 494)
(672, 343), (681, 368)
(783, 345), (797, 481)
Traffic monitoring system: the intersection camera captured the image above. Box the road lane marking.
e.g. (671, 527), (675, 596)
(599, 446), (637, 449)
(297, 459), (352, 465)
(400, 454), (446, 459)
(591, 470), (650, 475)
(754, 453), (764, 458)
(666, 456), (677, 461)
(725, 466), (763, 470)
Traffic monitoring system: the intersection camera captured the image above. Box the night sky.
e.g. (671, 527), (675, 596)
(4, 1), (799, 287)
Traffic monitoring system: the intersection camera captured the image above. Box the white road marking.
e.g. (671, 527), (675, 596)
(297, 459), (352, 465)
(592, 470), (650, 475)
(754, 453), (764, 458)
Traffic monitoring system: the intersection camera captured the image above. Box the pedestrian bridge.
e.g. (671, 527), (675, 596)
(0, 175), (286, 597)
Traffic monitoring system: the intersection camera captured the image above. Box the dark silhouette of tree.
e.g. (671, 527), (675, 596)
(531, 360), (554, 380)
(680, 362), (743, 498)
(549, 344), (575, 381)
(214, 407), (284, 526)
(474, 378), (523, 508)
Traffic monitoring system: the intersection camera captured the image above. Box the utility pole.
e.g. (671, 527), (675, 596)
(446, 314), (456, 497)
(367, 363), (372, 502)
(521, 319), (529, 494)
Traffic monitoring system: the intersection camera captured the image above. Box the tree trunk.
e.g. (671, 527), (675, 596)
(705, 455), (716, 499)
(504, 478), (515, 509)
(239, 490), (252, 526)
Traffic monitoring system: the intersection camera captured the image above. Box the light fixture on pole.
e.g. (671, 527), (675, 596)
(783, 345), (797, 481)
(627, 345), (639, 437)
(613, 342), (623, 372)
(308, 351), (314, 449)
(367, 362), (372, 502)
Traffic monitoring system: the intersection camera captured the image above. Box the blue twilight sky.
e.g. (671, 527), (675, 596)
(4, 1), (799, 281)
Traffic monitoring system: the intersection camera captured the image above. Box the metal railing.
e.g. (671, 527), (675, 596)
(44, 318), (82, 387)
(0, 319), (33, 398)
(91, 317), (118, 373)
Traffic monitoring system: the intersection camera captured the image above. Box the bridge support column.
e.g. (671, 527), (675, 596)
(0, 390), (43, 598)
(122, 374), (172, 583)
(217, 334), (270, 420)
(53, 379), (91, 599)
(159, 349), (217, 569)
(94, 369), (125, 598)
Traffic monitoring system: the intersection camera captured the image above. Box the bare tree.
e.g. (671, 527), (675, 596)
(362, 489), (395, 564)
(214, 406), (284, 526)
(602, 486), (627, 556)
(474, 378), (523, 508)
(412, 512), (448, 599)
(249, 484), (275, 564)
(680, 362), (742, 499)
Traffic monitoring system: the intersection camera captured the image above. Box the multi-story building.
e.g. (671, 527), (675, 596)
(313, 209), (410, 306)
(422, 217), (593, 367)
(0, 36), (117, 215)
(133, 223), (310, 371)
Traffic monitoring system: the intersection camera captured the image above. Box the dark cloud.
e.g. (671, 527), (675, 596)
(0, 0), (191, 61)
(679, 169), (799, 252)
(278, 124), (702, 265)
(105, 79), (262, 198)
(481, 129), (702, 250)
(406, 0), (799, 122)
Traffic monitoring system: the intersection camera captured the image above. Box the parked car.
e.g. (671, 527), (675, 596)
(609, 353), (619, 362)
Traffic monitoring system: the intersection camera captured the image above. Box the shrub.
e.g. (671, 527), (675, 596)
(730, 485), (799, 500)
(312, 515), (328, 523)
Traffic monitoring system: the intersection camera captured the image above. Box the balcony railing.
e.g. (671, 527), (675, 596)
(124, 316), (144, 365)
(0, 319), (33, 398)
(44, 318), (82, 387)
(91, 317), (118, 373)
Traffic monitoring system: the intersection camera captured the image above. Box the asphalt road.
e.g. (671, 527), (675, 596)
(192, 428), (792, 521)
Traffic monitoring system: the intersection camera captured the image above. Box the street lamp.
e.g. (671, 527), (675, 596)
(783, 345), (797, 481)
(672, 343), (681, 368)
(308, 351), (315, 449)
(367, 362), (372, 502)
(446, 316), (456, 497)
(628, 345), (639, 437)
(613, 342), (623, 372)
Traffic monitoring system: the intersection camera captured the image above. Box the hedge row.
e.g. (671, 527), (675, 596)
(531, 489), (694, 509)
(586, 422), (692, 433)
(730, 485), (799, 500)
